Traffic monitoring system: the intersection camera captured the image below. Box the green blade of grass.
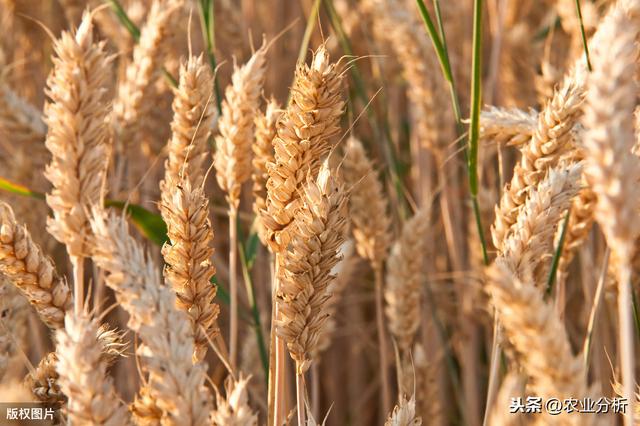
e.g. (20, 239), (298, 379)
(468, 0), (488, 265)
(574, 0), (592, 71)
(415, 0), (488, 264)
(104, 200), (168, 246)
(0, 177), (45, 200)
(108, 0), (140, 42)
(198, 0), (224, 114)
(107, 0), (178, 89)
(546, 208), (571, 295)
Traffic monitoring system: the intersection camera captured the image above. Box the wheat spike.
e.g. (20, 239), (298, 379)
(341, 137), (392, 266)
(0, 278), (28, 381)
(214, 42), (268, 208)
(384, 393), (422, 426)
(162, 54), (215, 192)
(89, 210), (212, 426)
(480, 106), (538, 147)
(113, 0), (181, 147)
(262, 44), (344, 251)
(252, 98), (281, 246)
(0, 202), (71, 329)
(498, 164), (581, 284)
(384, 208), (430, 353)
(26, 352), (66, 405)
(55, 311), (130, 425)
(160, 177), (219, 362)
(0, 83), (46, 145)
(276, 162), (349, 374)
(486, 262), (591, 425)
(43, 12), (112, 258)
(491, 73), (583, 251)
(210, 374), (259, 426)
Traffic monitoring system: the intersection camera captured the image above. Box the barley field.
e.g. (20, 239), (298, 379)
(0, 0), (638, 425)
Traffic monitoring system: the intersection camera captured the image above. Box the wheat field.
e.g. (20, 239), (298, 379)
(0, 0), (638, 425)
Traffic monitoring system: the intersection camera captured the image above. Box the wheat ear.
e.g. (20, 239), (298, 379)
(384, 393), (422, 426)
(55, 311), (130, 425)
(159, 54), (218, 362)
(498, 163), (582, 283)
(263, 44), (344, 425)
(491, 72), (583, 251)
(486, 262), (591, 426)
(252, 98), (281, 246)
(214, 42), (268, 370)
(210, 374), (258, 426)
(262, 44), (344, 251)
(161, 54), (215, 192)
(0, 202), (71, 329)
(479, 106), (537, 147)
(384, 207), (430, 354)
(160, 177), (219, 362)
(0, 83), (46, 145)
(26, 352), (65, 405)
(581, 2), (640, 423)
(276, 161), (348, 425)
(342, 136), (392, 412)
(43, 11), (112, 314)
(89, 210), (212, 426)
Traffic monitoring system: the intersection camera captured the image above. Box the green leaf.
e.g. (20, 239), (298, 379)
(104, 200), (168, 246)
(244, 232), (260, 270)
(108, 0), (141, 42)
(0, 178), (45, 200)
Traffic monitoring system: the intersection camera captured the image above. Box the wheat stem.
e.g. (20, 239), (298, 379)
(619, 262), (635, 426)
(296, 365), (306, 426)
(71, 256), (83, 315)
(374, 263), (391, 416)
(229, 208), (239, 371)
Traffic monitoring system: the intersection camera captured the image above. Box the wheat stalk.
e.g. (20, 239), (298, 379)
(89, 210), (212, 426)
(214, 41), (268, 370)
(55, 311), (130, 425)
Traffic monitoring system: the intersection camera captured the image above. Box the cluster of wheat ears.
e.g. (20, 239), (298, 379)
(2, 0), (640, 425)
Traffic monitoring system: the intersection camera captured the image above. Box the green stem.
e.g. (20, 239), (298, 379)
(574, 0), (592, 71)
(546, 208), (571, 295)
(198, 0), (223, 114)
